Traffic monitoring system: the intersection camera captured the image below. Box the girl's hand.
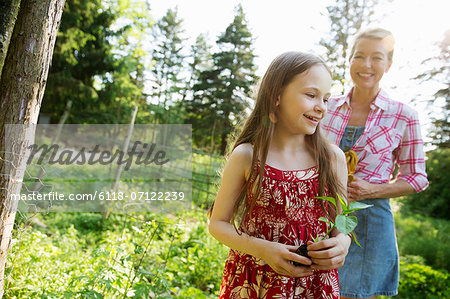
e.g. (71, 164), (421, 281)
(261, 242), (313, 277)
(347, 177), (373, 202)
(306, 233), (351, 270)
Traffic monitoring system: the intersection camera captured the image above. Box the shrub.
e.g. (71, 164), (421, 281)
(400, 148), (450, 220)
(397, 256), (450, 299)
(395, 212), (450, 271)
(5, 209), (227, 298)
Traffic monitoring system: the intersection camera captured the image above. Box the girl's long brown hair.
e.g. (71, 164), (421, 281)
(209, 52), (344, 232)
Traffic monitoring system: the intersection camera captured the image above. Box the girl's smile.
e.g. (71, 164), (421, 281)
(303, 114), (320, 123)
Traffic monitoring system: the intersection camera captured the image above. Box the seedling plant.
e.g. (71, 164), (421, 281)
(313, 194), (372, 246)
(294, 194), (372, 265)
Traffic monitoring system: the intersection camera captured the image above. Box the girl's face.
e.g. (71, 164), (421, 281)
(350, 38), (393, 92)
(276, 64), (331, 135)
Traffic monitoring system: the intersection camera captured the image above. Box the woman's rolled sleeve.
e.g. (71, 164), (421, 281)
(396, 110), (429, 192)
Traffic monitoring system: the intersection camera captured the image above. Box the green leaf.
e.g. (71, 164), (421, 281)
(80, 290), (103, 299)
(63, 292), (75, 299)
(134, 282), (150, 298)
(315, 196), (336, 207)
(335, 215), (357, 235)
(72, 275), (90, 281)
(337, 194), (348, 210)
(351, 231), (362, 247)
(348, 201), (373, 212)
(318, 216), (331, 224)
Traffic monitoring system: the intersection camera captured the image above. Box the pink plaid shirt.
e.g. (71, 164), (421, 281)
(321, 88), (428, 192)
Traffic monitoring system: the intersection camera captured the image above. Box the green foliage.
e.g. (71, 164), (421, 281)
(185, 34), (213, 96)
(164, 224), (226, 294)
(5, 210), (228, 298)
(149, 7), (187, 124)
(41, 0), (152, 125)
(6, 151), (450, 298)
(42, 0), (115, 123)
(316, 194), (372, 246)
(39, 0), (260, 154)
(414, 31), (449, 149)
(400, 148), (450, 220)
(191, 152), (223, 209)
(188, 4), (258, 154)
(42, 212), (105, 235)
(395, 212), (450, 271)
(319, 0), (381, 85)
(396, 256), (450, 299)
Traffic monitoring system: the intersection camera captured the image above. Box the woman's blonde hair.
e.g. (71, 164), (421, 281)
(209, 51), (345, 233)
(349, 27), (395, 62)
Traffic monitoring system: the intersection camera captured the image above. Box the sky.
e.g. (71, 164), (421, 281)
(148, 0), (449, 146)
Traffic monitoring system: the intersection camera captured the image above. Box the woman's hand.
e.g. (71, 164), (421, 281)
(306, 233), (351, 271)
(347, 177), (374, 202)
(260, 242), (313, 277)
(348, 177), (415, 201)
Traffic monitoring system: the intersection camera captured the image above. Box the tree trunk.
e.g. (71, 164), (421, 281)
(0, 0), (65, 297)
(0, 0), (21, 83)
(220, 112), (230, 155)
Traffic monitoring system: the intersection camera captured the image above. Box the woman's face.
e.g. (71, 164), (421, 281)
(350, 38), (392, 92)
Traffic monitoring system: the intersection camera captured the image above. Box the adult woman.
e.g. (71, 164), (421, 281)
(321, 28), (429, 298)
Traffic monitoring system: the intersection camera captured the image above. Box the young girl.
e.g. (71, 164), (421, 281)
(209, 52), (351, 298)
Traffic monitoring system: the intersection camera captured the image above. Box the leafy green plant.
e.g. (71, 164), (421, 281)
(294, 194), (372, 264)
(6, 150), (230, 298)
(400, 148), (450, 220)
(395, 211), (450, 271)
(314, 194), (372, 246)
(396, 255), (450, 298)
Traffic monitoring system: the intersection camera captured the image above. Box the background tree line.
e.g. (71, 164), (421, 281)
(40, 0), (257, 155)
(40, 0), (450, 220)
(30, 0), (450, 221)
(40, 0), (449, 155)
(1, 0), (448, 297)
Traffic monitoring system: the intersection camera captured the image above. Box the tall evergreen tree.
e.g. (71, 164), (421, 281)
(414, 30), (450, 149)
(176, 34), (212, 142)
(149, 7), (187, 123)
(40, 0), (151, 124)
(41, 0), (116, 123)
(181, 33), (212, 102)
(190, 4), (258, 154)
(102, 0), (154, 124)
(319, 0), (380, 88)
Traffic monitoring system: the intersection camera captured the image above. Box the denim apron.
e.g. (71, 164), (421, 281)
(338, 126), (399, 298)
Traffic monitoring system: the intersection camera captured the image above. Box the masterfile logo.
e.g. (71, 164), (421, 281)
(4, 124), (192, 213)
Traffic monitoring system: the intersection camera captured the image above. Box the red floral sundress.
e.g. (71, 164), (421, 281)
(219, 164), (339, 299)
